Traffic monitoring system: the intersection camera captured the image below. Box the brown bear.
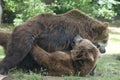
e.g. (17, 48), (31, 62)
(31, 35), (101, 76)
(0, 32), (41, 73)
(0, 9), (108, 74)
(0, 32), (103, 75)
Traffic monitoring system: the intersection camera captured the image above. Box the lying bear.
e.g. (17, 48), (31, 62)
(0, 9), (108, 74)
(32, 35), (101, 76)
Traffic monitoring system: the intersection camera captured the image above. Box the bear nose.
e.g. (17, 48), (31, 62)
(96, 44), (106, 54)
(99, 47), (106, 53)
(99, 48), (106, 53)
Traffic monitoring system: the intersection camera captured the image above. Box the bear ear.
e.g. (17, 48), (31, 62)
(103, 22), (109, 27)
(74, 35), (83, 42)
(72, 35), (83, 48)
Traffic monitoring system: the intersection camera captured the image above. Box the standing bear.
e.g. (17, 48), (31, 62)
(31, 35), (101, 76)
(0, 9), (109, 74)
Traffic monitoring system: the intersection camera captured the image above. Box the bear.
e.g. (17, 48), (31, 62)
(0, 31), (104, 75)
(0, 32), (41, 72)
(0, 9), (109, 74)
(31, 35), (101, 76)
(0, 31), (107, 55)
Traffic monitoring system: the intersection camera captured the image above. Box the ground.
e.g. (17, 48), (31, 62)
(0, 24), (120, 80)
(106, 27), (120, 54)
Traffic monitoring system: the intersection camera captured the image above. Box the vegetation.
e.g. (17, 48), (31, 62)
(3, 0), (54, 25)
(2, 0), (120, 25)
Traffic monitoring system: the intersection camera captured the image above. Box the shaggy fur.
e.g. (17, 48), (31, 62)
(0, 32), (40, 72)
(0, 9), (108, 74)
(32, 35), (101, 76)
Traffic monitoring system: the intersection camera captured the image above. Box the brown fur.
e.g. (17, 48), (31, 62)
(70, 36), (101, 76)
(0, 9), (108, 74)
(32, 36), (101, 76)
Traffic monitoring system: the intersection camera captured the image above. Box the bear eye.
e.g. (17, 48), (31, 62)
(80, 50), (84, 53)
(77, 54), (82, 58)
(76, 51), (84, 58)
(76, 51), (79, 54)
(96, 44), (100, 48)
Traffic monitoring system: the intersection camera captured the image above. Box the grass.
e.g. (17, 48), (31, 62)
(0, 47), (4, 59)
(0, 25), (120, 80)
(0, 24), (14, 32)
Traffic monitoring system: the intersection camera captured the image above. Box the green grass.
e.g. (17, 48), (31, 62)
(0, 24), (14, 32)
(0, 25), (120, 80)
(0, 47), (4, 59)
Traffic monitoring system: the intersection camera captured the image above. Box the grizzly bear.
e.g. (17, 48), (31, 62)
(0, 9), (108, 74)
(0, 32), (102, 75)
(31, 35), (101, 76)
